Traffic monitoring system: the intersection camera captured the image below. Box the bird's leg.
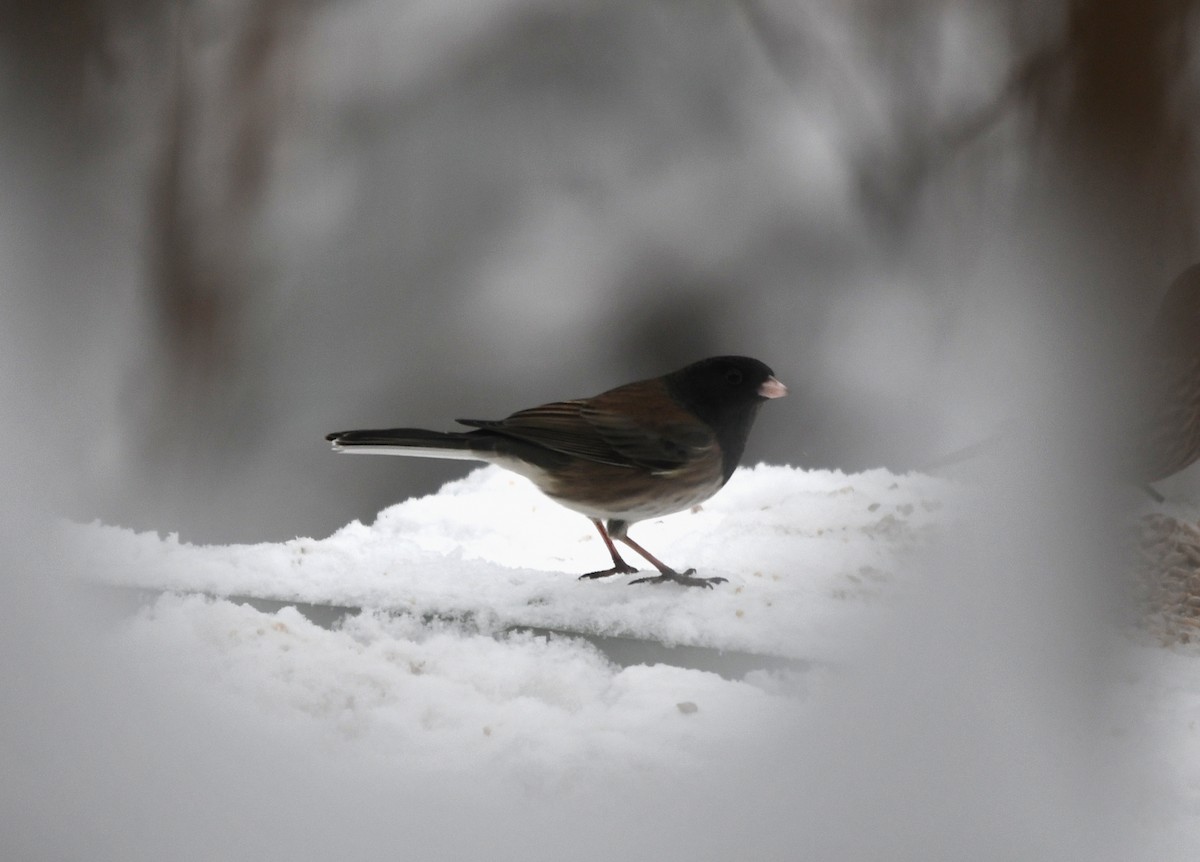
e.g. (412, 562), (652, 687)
(578, 519), (639, 579)
(620, 533), (728, 589)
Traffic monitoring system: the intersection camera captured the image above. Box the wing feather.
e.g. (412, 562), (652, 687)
(456, 379), (716, 471)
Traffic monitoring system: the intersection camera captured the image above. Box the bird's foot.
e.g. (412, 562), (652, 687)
(629, 568), (728, 589)
(579, 562), (639, 580)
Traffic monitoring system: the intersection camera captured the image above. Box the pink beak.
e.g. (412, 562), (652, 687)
(758, 376), (787, 399)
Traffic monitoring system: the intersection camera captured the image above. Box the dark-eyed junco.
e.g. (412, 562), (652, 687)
(326, 355), (786, 587)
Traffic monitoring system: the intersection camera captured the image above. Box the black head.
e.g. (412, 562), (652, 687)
(663, 356), (786, 480)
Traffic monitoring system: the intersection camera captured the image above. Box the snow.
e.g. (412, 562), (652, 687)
(45, 464), (1200, 860)
(116, 596), (800, 780)
(71, 464), (951, 661)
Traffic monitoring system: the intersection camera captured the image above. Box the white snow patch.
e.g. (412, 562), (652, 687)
(69, 464), (952, 661)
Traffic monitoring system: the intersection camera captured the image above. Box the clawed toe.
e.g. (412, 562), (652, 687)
(629, 569), (728, 589)
(579, 563), (638, 580)
(582, 520), (726, 587)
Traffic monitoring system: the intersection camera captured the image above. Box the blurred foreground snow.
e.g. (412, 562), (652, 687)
(47, 464), (1200, 860)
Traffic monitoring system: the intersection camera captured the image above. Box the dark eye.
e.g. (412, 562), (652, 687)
(724, 369), (743, 386)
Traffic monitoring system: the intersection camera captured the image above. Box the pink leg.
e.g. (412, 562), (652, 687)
(578, 520), (638, 579)
(619, 533), (728, 590)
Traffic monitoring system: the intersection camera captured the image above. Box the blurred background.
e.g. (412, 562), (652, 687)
(6, 0), (1198, 544)
(5, 2), (1200, 861)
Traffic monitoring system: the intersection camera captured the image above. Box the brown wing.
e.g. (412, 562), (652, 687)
(457, 378), (715, 472)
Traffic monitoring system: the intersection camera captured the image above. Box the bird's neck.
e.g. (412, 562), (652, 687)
(713, 405), (762, 482)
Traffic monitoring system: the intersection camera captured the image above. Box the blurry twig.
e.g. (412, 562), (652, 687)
(861, 41), (1067, 233)
(736, 0), (1069, 230)
(734, 0), (822, 87)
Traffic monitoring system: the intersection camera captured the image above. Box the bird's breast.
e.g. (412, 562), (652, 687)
(535, 453), (726, 523)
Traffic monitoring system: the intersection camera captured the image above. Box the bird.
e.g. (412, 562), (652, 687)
(326, 355), (787, 588)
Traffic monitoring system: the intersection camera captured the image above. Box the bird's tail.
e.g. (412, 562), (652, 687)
(325, 428), (492, 461)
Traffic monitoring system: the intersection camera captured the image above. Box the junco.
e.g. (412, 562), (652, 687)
(326, 355), (786, 587)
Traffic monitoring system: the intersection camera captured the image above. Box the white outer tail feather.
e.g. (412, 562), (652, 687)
(329, 443), (489, 461)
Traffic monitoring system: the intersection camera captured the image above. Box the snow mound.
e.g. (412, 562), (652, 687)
(68, 464), (953, 660)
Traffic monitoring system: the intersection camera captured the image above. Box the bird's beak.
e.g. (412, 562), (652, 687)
(759, 376), (787, 399)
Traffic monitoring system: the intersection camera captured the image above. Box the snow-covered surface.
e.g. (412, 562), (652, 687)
(53, 464), (1200, 860)
(72, 464), (951, 661)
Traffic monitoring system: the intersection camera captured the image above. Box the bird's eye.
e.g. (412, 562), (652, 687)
(724, 369), (743, 386)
